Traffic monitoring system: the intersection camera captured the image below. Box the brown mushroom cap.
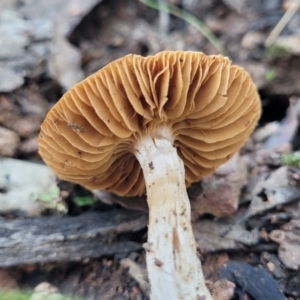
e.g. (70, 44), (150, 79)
(38, 51), (261, 197)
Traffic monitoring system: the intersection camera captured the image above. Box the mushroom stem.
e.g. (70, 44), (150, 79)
(134, 136), (212, 300)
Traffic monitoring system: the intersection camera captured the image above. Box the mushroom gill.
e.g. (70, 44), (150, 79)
(39, 51), (260, 196)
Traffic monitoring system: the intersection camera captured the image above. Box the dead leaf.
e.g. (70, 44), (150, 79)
(0, 126), (19, 157)
(120, 258), (149, 296)
(47, 34), (84, 90)
(19, 0), (103, 36)
(202, 253), (230, 281)
(193, 213), (260, 253)
(0, 270), (18, 290)
(253, 121), (280, 143)
(210, 278), (235, 300)
(18, 135), (38, 154)
(0, 0), (101, 92)
(246, 166), (300, 219)
(261, 252), (286, 279)
(255, 143), (291, 166)
(271, 220), (300, 270)
(189, 154), (247, 218)
(0, 67), (24, 92)
(273, 36), (300, 56)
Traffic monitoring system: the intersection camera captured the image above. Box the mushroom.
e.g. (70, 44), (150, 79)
(38, 51), (261, 300)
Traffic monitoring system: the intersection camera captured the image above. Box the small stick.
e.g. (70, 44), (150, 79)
(265, 0), (300, 47)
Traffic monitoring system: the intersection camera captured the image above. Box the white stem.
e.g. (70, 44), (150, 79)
(134, 136), (212, 300)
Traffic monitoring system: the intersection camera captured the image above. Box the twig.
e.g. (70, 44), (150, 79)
(265, 0), (300, 47)
(158, 0), (170, 34)
(139, 0), (227, 55)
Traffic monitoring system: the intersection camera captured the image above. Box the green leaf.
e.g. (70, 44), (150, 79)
(267, 44), (289, 58)
(38, 184), (60, 203)
(282, 152), (300, 168)
(74, 195), (95, 207)
(0, 291), (31, 300)
(265, 69), (276, 82)
(0, 290), (84, 300)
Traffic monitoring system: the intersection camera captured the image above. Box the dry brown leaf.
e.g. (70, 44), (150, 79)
(0, 126), (19, 157)
(189, 153), (247, 218)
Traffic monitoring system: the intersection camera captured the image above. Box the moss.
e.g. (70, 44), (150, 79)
(282, 152), (300, 168)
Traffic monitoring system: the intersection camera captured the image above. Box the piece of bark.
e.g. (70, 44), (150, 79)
(219, 260), (286, 300)
(193, 214), (260, 254)
(0, 209), (147, 267)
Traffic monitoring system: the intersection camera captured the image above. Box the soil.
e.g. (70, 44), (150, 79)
(1, 0), (300, 299)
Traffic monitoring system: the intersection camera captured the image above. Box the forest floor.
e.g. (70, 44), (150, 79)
(1, 0), (300, 299)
